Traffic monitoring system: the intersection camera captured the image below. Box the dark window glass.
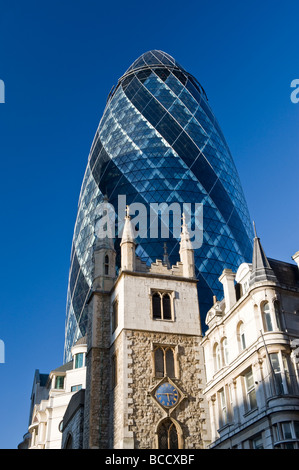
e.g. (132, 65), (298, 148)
(166, 349), (175, 377)
(158, 420), (178, 449)
(154, 67), (170, 82)
(105, 254), (109, 275)
(163, 294), (172, 320)
(112, 301), (118, 333)
(153, 293), (161, 319)
(155, 348), (164, 377)
(55, 376), (64, 389)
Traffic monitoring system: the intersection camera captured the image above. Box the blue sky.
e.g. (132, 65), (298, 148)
(0, 0), (298, 448)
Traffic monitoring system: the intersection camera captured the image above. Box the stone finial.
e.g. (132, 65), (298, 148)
(179, 212), (195, 278)
(292, 251), (299, 269)
(120, 205), (136, 271)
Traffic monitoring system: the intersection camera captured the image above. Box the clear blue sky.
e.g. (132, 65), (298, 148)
(0, 0), (298, 449)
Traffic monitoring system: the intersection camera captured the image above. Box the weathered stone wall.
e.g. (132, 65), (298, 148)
(112, 329), (210, 449)
(83, 293), (111, 449)
(61, 407), (84, 449)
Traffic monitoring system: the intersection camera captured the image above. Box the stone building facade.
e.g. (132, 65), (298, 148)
(20, 338), (87, 449)
(201, 229), (299, 449)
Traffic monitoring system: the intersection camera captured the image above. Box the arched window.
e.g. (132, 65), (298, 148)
(274, 300), (282, 330)
(154, 348), (164, 377)
(104, 255), (109, 275)
(153, 293), (162, 319)
(165, 348), (175, 378)
(238, 322), (246, 351)
(222, 337), (229, 365)
(162, 294), (171, 320)
(152, 291), (173, 320)
(262, 302), (273, 332)
(154, 346), (176, 378)
(214, 343), (221, 371)
(158, 419), (178, 449)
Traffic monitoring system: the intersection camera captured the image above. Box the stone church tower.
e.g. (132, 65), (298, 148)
(83, 209), (210, 449)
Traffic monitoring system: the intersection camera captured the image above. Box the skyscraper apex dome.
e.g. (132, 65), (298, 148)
(124, 50), (185, 74)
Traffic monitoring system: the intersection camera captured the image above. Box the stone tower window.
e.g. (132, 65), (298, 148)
(162, 294), (171, 320)
(151, 291), (174, 321)
(153, 293), (162, 319)
(153, 346), (176, 378)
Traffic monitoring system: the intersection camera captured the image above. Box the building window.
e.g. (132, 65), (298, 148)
(273, 421), (299, 449)
(274, 300), (282, 330)
(112, 354), (117, 388)
(71, 384), (82, 392)
(75, 353), (84, 369)
(219, 388), (227, 427)
(238, 322), (246, 351)
(251, 434), (264, 449)
(104, 254), (109, 275)
(244, 368), (257, 411)
(214, 343), (221, 372)
(152, 291), (173, 320)
(55, 376), (64, 390)
(158, 419), (178, 449)
(154, 346), (176, 378)
(262, 302), (273, 332)
(270, 352), (293, 395)
(112, 300), (118, 333)
(222, 337), (229, 365)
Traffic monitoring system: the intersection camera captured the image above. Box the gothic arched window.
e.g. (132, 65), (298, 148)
(154, 348), (164, 377)
(158, 419), (178, 449)
(154, 346), (176, 378)
(104, 255), (109, 275)
(262, 302), (273, 332)
(162, 294), (171, 320)
(152, 293), (162, 319)
(152, 291), (173, 321)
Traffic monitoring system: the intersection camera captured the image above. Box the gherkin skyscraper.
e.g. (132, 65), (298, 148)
(64, 50), (253, 362)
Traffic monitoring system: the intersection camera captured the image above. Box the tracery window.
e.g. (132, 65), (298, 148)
(152, 291), (173, 320)
(158, 419), (178, 450)
(154, 345), (176, 378)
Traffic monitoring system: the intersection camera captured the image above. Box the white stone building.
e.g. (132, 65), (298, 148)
(201, 228), (299, 449)
(20, 337), (87, 449)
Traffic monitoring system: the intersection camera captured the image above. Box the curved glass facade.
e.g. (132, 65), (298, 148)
(64, 50), (253, 362)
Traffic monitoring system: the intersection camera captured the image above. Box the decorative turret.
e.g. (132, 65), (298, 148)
(249, 222), (277, 286)
(120, 206), (136, 272)
(179, 213), (195, 278)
